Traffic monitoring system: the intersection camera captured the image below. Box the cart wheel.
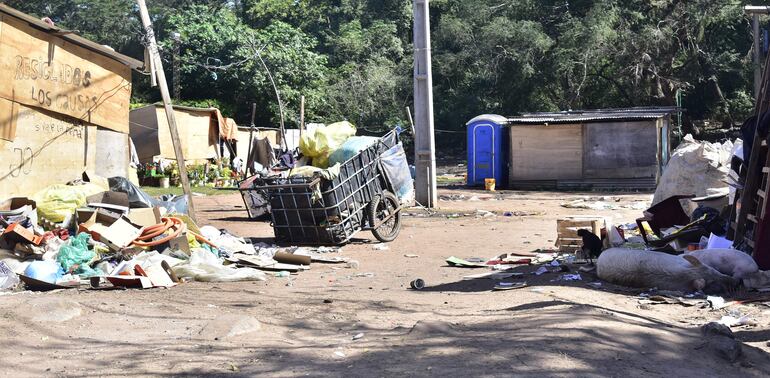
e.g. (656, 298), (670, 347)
(368, 191), (402, 243)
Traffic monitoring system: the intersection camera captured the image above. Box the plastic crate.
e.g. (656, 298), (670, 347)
(238, 175), (271, 219)
(257, 131), (398, 245)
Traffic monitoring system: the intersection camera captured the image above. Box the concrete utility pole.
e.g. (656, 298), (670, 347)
(413, 0), (438, 208)
(746, 5), (770, 99)
(137, 0), (197, 222)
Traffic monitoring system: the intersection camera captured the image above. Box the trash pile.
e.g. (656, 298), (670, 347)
(550, 135), (770, 296)
(0, 174), (346, 293)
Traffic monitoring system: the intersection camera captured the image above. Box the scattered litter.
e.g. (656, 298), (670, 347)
(533, 266), (549, 276)
(463, 272), (523, 280)
(717, 315), (756, 328)
(446, 256), (487, 268)
(352, 333), (364, 340)
(476, 210), (496, 218)
(346, 260), (360, 269)
(493, 282), (527, 291)
(707, 296), (727, 310)
(333, 351), (346, 358)
(372, 243), (389, 251)
(0, 262), (20, 290)
(404, 254), (419, 258)
(410, 279), (425, 290)
(354, 272), (375, 278)
(557, 274), (582, 281)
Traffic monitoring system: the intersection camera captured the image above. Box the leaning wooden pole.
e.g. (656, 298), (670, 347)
(137, 0), (197, 222)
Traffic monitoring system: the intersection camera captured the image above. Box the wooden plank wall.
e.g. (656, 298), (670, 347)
(0, 15), (131, 133)
(0, 99), (96, 196)
(509, 124), (583, 181)
(95, 128), (129, 178)
(154, 107), (216, 162)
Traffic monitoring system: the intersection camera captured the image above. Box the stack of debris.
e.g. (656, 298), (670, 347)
(0, 173), (348, 293)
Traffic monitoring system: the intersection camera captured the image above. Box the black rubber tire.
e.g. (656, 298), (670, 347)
(369, 191), (402, 243)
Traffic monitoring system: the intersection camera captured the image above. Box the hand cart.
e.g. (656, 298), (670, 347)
(253, 130), (403, 245)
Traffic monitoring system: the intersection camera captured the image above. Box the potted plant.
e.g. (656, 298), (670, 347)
(166, 162), (180, 186)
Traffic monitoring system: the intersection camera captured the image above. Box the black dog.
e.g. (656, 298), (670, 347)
(577, 229), (603, 264)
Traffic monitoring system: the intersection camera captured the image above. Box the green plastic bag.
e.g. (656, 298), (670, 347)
(299, 121), (356, 168)
(32, 183), (104, 223)
(57, 233), (102, 277)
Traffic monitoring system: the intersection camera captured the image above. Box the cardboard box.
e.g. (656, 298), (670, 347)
(86, 191), (130, 214)
(0, 197), (38, 225)
(79, 211), (142, 250)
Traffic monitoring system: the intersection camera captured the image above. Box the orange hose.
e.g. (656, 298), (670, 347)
(131, 217), (220, 250)
(132, 217), (183, 247)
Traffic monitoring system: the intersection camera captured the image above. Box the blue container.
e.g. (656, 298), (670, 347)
(466, 114), (509, 187)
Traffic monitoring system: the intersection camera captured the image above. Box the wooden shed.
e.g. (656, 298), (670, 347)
(129, 104), (282, 165)
(506, 108), (676, 190)
(129, 104), (224, 163)
(0, 4), (142, 197)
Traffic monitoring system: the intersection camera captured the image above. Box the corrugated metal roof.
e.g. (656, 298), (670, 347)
(0, 4), (145, 70)
(507, 107), (677, 125)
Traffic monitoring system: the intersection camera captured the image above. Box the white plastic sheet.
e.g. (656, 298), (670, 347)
(172, 249), (267, 282)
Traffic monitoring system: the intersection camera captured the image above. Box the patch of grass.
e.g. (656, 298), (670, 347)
(140, 186), (237, 197)
(436, 175), (464, 184)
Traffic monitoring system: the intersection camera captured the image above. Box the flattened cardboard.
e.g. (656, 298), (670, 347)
(79, 212), (141, 249)
(143, 263), (175, 287)
(126, 207), (161, 228)
(168, 233), (190, 253)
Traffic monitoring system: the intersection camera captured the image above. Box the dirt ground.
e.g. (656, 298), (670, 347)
(2, 187), (770, 377)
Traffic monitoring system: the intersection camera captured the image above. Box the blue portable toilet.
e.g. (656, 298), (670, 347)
(466, 114), (509, 187)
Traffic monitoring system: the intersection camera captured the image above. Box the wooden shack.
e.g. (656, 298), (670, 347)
(130, 104), (223, 163)
(506, 108), (676, 190)
(130, 104), (281, 165)
(0, 4), (142, 197)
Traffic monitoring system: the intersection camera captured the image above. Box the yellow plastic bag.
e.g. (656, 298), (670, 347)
(299, 121), (356, 168)
(32, 183), (104, 223)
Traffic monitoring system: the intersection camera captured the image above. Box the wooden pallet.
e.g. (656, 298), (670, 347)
(556, 216), (605, 253)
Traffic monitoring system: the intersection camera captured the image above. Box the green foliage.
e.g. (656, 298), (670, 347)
(7, 0), (759, 142)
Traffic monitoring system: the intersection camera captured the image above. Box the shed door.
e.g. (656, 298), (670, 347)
(473, 125), (495, 182)
(510, 125), (583, 180)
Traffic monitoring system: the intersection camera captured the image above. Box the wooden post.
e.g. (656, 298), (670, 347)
(405, 106), (416, 136)
(137, 0), (197, 222)
(753, 13), (762, 100)
(246, 103), (256, 175)
(299, 95), (305, 141)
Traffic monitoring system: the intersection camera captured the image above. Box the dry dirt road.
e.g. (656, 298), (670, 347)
(1, 188), (770, 377)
